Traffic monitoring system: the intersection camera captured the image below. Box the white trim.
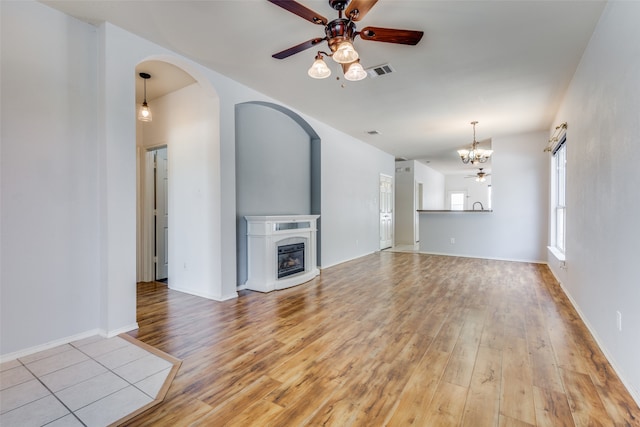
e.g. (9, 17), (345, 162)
(554, 280), (640, 407)
(416, 250), (547, 264)
(547, 245), (565, 262)
(319, 251), (378, 269)
(104, 323), (139, 338)
(0, 329), (102, 363)
(168, 284), (238, 302)
(141, 149), (156, 282)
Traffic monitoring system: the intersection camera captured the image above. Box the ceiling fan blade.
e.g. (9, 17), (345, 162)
(345, 0), (379, 21)
(359, 26), (424, 45)
(272, 37), (326, 59)
(267, 0), (328, 25)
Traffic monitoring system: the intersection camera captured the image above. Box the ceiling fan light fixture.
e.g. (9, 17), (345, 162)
(343, 60), (367, 81)
(332, 40), (359, 64)
(308, 53), (332, 79)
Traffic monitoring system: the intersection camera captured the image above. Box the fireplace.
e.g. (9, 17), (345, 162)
(278, 243), (305, 278)
(245, 215), (319, 292)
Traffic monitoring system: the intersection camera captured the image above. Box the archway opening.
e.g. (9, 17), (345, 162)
(135, 58), (225, 300)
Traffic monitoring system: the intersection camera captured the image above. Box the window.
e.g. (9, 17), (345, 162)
(449, 191), (466, 211)
(552, 135), (566, 253)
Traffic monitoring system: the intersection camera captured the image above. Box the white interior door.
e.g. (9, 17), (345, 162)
(155, 147), (169, 280)
(379, 174), (393, 249)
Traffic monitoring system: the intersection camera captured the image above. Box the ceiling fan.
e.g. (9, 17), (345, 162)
(465, 168), (491, 182)
(268, 0), (424, 81)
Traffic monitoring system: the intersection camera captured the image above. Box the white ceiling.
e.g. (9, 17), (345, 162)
(43, 0), (605, 174)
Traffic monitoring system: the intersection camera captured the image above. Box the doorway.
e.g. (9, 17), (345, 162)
(147, 147), (168, 282)
(379, 174), (393, 249)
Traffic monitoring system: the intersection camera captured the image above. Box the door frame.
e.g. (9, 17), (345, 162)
(140, 145), (168, 282)
(379, 173), (394, 250)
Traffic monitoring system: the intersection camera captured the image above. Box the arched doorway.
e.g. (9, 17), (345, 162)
(135, 57), (227, 300)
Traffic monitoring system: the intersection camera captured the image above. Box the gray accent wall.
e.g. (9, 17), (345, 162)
(235, 102), (320, 286)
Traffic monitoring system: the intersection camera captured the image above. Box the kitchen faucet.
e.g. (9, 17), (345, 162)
(472, 201), (484, 211)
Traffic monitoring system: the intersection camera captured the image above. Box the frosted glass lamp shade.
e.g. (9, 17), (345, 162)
(308, 56), (331, 79)
(332, 41), (359, 64)
(344, 61), (367, 81)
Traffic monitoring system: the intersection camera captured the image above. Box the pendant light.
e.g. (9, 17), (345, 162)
(138, 72), (152, 122)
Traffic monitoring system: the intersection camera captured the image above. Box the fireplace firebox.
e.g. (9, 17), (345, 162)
(278, 243), (305, 278)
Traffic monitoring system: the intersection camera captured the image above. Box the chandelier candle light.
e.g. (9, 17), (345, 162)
(457, 121), (492, 164)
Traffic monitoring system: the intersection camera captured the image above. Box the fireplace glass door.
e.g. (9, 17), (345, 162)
(278, 243), (305, 278)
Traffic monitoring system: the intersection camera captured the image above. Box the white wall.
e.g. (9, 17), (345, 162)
(395, 160), (445, 245)
(140, 83), (224, 300)
(394, 161), (415, 245)
(1, 0), (395, 356)
(415, 162), (445, 211)
(548, 1), (640, 401)
(1, 1), (101, 354)
(319, 127), (395, 268)
(419, 131), (549, 263)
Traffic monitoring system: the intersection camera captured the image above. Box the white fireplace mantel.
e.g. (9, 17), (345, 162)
(245, 215), (320, 292)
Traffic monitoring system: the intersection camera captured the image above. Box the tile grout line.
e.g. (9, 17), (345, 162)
(18, 359), (87, 427)
(6, 338), (162, 426)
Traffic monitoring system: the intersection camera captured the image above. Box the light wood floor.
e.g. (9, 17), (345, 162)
(127, 252), (639, 426)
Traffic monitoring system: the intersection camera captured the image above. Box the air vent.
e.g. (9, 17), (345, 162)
(366, 63), (395, 78)
(366, 130), (381, 135)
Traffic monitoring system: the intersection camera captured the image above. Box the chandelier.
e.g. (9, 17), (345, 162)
(457, 121), (492, 164)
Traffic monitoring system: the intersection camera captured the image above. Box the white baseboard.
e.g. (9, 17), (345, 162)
(415, 250), (546, 264)
(0, 323), (142, 363)
(319, 251), (376, 270)
(169, 285), (238, 302)
(0, 329), (101, 363)
(550, 275), (640, 408)
(104, 323), (139, 338)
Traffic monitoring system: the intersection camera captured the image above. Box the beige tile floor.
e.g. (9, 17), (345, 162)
(384, 243), (420, 253)
(0, 335), (180, 427)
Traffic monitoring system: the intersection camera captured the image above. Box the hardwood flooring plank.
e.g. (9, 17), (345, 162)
(125, 252), (639, 426)
(525, 311), (564, 392)
(195, 375), (282, 425)
(560, 368), (615, 426)
(532, 385), (575, 427)
(501, 337), (536, 425)
(422, 381), (468, 426)
(386, 348), (451, 426)
(461, 345), (502, 427)
(499, 414), (536, 427)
